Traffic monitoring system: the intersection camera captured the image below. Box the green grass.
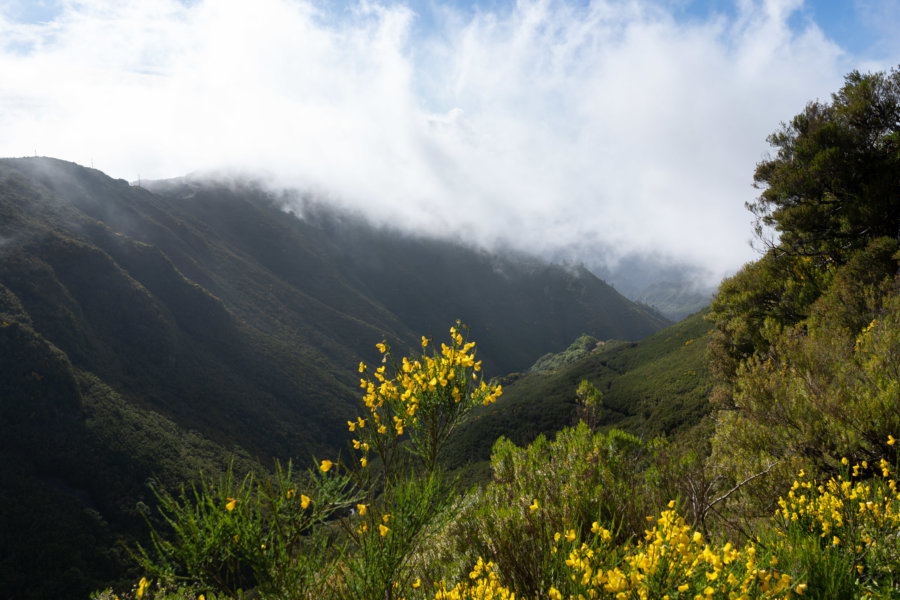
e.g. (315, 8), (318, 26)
(443, 310), (713, 471)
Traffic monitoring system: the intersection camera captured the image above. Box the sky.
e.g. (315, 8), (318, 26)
(0, 0), (897, 287)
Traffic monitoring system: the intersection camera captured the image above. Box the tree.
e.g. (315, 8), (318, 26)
(749, 67), (900, 263)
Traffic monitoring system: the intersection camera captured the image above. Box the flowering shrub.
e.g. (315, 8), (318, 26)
(553, 507), (793, 599)
(432, 558), (515, 600)
(354, 322), (502, 473)
(774, 455), (900, 597)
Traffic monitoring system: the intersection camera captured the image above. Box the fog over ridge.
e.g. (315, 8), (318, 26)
(0, 0), (891, 287)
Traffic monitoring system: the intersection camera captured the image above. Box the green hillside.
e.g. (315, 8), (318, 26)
(0, 157), (668, 598)
(444, 309), (712, 471)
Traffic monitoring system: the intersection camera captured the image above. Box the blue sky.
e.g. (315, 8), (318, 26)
(7, 0), (895, 58)
(0, 0), (897, 283)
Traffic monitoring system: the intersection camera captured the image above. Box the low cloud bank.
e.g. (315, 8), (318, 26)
(0, 0), (885, 285)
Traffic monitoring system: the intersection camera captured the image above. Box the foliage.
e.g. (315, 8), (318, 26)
(103, 319), (900, 599)
(135, 325), (499, 600)
(442, 422), (660, 596)
(773, 456), (900, 598)
(575, 378), (602, 429)
(749, 67), (900, 261)
(443, 310), (713, 472)
(707, 66), (900, 523)
(708, 243), (900, 517)
(137, 460), (355, 599)
(353, 323), (502, 474)
(529, 334), (599, 374)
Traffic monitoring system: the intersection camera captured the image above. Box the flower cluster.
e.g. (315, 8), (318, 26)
(775, 450), (900, 583)
(354, 323), (502, 471)
(433, 558), (516, 600)
(553, 504), (793, 599)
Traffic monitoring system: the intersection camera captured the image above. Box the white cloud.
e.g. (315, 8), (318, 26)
(0, 0), (880, 285)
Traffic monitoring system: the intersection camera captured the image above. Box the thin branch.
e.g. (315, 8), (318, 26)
(706, 461), (780, 512)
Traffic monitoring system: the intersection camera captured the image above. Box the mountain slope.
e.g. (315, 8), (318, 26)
(0, 157), (668, 597)
(444, 309), (713, 471)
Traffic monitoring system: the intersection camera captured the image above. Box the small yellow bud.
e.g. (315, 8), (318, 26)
(320, 460), (333, 473)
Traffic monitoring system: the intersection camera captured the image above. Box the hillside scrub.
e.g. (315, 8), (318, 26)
(98, 324), (900, 599)
(707, 66), (900, 520)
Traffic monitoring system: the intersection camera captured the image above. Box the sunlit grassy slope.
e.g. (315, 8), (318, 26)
(445, 309), (712, 472)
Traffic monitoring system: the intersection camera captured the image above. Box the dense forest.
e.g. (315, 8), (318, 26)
(4, 65), (900, 599)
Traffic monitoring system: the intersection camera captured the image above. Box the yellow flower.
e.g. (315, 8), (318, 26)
(889, 435), (896, 446)
(320, 459), (333, 473)
(137, 577), (149, 599)
(286, 488), (294, 499)
(348, 420), (356, 431)
(357, 503), (367, 516)
(796, 583), (807, 595)
(421, 336), (429, 348)
(376, 342), (386, 353)
(225, 498), (237, 511)
(529, 499), (539, 511)
(379, 524), (390, 536)
(413, 578), (421, 588)
(301, 494), (311, 509)
(360, 457), (368, 468)
(382, 513), (391, 523)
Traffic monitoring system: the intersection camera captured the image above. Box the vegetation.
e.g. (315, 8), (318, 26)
(87, 65), (900, 599)
(95, 327), (900, 600)
(707, 66), (900, 516)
